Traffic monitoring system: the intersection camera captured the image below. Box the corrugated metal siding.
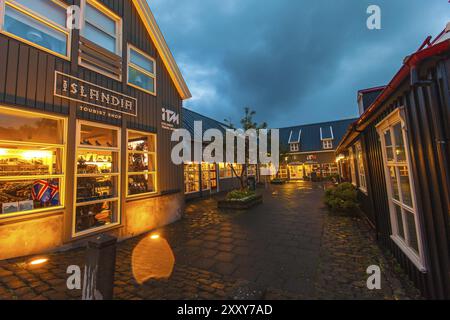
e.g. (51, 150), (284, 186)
(359, 57), (450, 299)
(0, 0), (183, 194)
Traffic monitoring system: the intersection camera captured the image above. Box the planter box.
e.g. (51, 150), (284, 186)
(218, 194), (263, 210)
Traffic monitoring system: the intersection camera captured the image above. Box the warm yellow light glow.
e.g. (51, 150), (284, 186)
(150, 234), (160, 240)
(132, 236), (175, 283)
(22, 150), (52, 160)
(30, 258), (48, 266)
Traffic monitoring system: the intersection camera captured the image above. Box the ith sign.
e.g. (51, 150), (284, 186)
(54, 71), (138, 117)
(162, 108), (180, 131)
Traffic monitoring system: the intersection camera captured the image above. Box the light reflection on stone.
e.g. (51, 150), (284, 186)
(131, 235), (175, 284)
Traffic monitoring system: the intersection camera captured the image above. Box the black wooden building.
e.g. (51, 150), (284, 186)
(337, 24), (450, 299)
(0, 0), (190, 260)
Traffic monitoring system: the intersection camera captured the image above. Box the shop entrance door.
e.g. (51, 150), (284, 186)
(289, 165), (304, 180)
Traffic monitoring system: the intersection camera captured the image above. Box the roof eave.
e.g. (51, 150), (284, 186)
(337, 38), (450, 154)
(133, 0), (192, 100)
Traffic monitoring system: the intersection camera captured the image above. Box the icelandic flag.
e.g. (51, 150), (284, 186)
(32, 180), (59, 205)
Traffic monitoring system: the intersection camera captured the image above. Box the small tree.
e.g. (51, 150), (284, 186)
(224, 107), (268, 190)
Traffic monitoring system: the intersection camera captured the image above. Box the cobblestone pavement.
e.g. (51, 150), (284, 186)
(0, 182), (421, 300)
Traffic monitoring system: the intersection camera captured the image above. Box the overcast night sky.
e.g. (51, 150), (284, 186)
(150, 0), (449, 128)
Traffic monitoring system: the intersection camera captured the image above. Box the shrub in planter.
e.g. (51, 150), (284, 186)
(226, 189), (256, 201)
(324, 182), (360, 216)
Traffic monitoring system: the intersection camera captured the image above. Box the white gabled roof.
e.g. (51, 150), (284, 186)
(132, 0), (191, 100)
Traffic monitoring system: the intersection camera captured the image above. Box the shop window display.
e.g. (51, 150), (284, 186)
(184, 163), (200, 194)
(127, 131), (157, 197)
(0, 108), (65, 217)
(74, 121), (120, 236)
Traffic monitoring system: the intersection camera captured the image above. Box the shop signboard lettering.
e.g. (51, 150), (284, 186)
(54, 71), (137, 117)
(162, 108), (180, 131)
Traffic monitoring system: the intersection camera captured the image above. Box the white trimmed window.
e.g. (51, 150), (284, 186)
(348, 147), (357, 186)
(323, 139), (333, 150)
(127, 130), (157, 197)
(127, 44), (156, 95)
(80, 0), (122, 55)
(184, 162), (200, 194)
(0, 0), (71, 59)
(0, 107), (66, 218)
(377, 108), (425, 271)
(355, 142), (367, 193)
(219, 163), (233, 179)
(290, 143), (299, 152)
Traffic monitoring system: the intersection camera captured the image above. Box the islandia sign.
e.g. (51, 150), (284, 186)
(54, 71), (138, 117)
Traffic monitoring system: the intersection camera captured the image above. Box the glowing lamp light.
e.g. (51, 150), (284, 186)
(29, 258), (48, 266)
(23, 150), (52, 160)
(150, 234), (160, 240)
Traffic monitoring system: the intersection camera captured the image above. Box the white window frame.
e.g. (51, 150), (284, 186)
(0, 0), (72, 60)
(126, 130), (158, 198)
(290, 142), (299, 152)
(184, 162), (200, 194)
(73, 120), (121, 238)
(355, 141), (367, 194)
(80, 0), (122, 56)
(348, 147), (357, 186)
(127, 44), (157, 95)
(322, 139), (333, 150)
(0, 105), (67, 219)
(376, 108), (426, 272)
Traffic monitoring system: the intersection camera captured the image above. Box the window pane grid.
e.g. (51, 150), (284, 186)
(127, 131), (157, 197)
(74, 122), (120, 236)
(129, 63), (156, 79)
(380, 115), (422, 265)
(3, 1), (69, 57)
(0, 108), (66, 218)
(6, 1), (69, 33)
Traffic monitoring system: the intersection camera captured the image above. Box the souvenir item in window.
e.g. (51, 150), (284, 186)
(18, 200), (34, 212)
(81, 139), (92, 146)
(76, 201), (114, 232)
(32, 180), (60, 206)
(95, 202), (111, 222)
(2, 202), (19, 214)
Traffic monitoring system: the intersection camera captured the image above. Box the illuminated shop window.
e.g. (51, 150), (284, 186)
(219, 163), (233, 179)
(355, 142), (367, 193)
(74, 121), (120, 236)
(184, 163), (200, 194)
(201, 163), (211, 191)
(247, 164), (257, 177)
(348, 147), (357, 186)
(128, 45), (156, 95)
(377, 109), (425, 271)
(0, 0), (71, 59)
(0, 107), (66, 218)
(127, 130), (157, 197)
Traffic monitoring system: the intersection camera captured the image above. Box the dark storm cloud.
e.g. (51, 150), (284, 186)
(150, 0), (449, 128)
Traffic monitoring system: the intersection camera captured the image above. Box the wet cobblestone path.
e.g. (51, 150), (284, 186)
(0, 182), (421, 300)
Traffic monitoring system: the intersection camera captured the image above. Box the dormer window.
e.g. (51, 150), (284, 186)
(0, 0), (71, 59)
(288, 129), (301, 152)
(323, 140), (333, 150)
(320, 126), (334, 150)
